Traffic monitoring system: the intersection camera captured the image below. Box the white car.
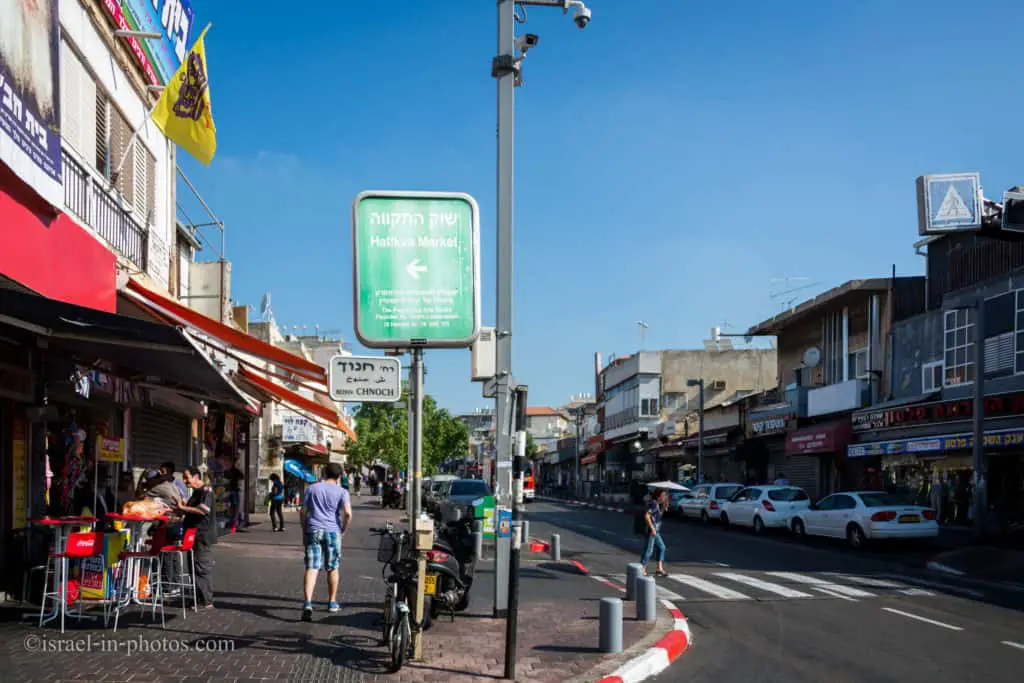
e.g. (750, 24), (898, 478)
(789, 490), (939, 548)
(720, 485), (811, 534)
(677, 483), (743, 523)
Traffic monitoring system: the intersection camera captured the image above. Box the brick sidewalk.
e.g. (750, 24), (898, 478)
(0, 499), (657, 682)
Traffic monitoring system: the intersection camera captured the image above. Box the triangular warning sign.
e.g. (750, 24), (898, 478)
(934, 185), (973, 223)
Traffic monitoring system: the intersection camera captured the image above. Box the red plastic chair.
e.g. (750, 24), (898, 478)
(159, 528), (198, 618)
(38, 531), (105, 632)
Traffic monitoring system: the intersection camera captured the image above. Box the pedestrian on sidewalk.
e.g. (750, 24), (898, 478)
(269, 473), (285, 532)
(178, 466), (218, 608)
(300, 462), (353, 621)
(641, 488), (667, 578)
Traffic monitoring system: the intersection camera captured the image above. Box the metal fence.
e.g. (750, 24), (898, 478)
(62, 149), (148, 270)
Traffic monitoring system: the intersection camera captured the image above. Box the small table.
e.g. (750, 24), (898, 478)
(29, 516), (98, 629)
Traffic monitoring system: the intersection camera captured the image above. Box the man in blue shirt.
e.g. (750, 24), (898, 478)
(300, 462), (352, 620)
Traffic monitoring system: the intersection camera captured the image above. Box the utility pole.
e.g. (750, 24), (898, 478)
(687, 378), (705, 482)
(491, 0), (516, 618)
(491, 0), (592, 616)
(410, 347), (427, 659)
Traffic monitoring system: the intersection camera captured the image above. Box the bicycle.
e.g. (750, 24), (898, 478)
(370, 521), (417, 672)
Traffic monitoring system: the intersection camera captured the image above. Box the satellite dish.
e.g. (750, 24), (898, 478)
(802, 346), (821, 368)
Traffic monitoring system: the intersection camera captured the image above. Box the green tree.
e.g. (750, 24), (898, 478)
(525, 432), (540, 459)
(347, 389), (469, 476)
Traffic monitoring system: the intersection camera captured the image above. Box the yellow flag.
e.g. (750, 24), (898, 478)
(151, 25), (216, 165)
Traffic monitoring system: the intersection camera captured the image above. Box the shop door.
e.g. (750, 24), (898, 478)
(785, 455), (821, 499)
(131, 408), (189, 471)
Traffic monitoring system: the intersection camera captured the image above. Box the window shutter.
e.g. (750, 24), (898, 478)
(110, 107), (134, 204)
(146, 149), (156, 224)
(133, 144), (147, 223)
(59, 41), (82, 154)
(95, 92), (109, 175)
(60, 42), (97, 161)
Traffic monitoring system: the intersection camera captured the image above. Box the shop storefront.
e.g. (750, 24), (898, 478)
(743, 406), (794, 485)
(785, 421), (853, 499)
(680, 428), (744, 484)
(850, 392), (1024, 530)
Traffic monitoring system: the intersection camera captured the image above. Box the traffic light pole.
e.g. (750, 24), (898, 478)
(504, 385), (528, 680)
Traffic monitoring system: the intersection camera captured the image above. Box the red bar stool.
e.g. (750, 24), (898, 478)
(38, 531), (105, 633)
(159, 528), (198, 618)
(111, 526), (167, 631)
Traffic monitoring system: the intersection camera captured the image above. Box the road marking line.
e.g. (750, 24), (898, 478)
(611, 574), (687, 602)
(812, 587), (859, 602)
(878, 574), (985, 599)
(882, 607), (964, 631)
(668, 573), (751, 600)
(712, 572), (814, 599)
(577, 524), (596, 531)
(599, 529), (615, 536)
(1001, 641), (1024, 651)
(765, 572), (875, 599)
(820, 573), (904, 589)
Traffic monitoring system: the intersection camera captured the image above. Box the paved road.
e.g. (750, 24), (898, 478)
(525, 500), (1024, 683)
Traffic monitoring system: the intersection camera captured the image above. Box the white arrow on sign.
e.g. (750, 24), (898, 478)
(406, 258), (428, 280)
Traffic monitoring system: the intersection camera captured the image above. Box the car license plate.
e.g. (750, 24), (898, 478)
(424, 574), (438, 595)
(898, 514), (920, 523)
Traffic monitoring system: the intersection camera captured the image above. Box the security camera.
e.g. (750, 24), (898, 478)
(516, 33), (539, 53)
(573, 5), (592, 29)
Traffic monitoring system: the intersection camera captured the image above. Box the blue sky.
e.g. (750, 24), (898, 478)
(177, 0), (1023, 415)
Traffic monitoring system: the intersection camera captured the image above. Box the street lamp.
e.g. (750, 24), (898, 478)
(636, 320), (649, 349)
(569, 403), (595, 498)
(686, 379), (705, 483)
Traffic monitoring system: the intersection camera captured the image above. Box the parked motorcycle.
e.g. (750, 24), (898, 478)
(424, 514), (480, 619)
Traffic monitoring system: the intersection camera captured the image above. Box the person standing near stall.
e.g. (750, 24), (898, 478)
(268, 473), (285, 532)
(178, 466), (217, 608)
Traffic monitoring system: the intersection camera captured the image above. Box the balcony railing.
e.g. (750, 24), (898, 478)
(62, 148), (148, 270)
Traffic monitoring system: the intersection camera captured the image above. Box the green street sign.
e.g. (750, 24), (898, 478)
(352, 191), (480, 349)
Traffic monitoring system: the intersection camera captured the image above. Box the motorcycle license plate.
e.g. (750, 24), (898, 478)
(424, 574), (438, 595)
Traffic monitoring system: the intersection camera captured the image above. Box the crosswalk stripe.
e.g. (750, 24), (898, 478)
(668, 573), (751, 600)
(819, 573), (905, 589)
(609, 574), (686, 601)
(765, 572), (875, 598)
(712, 572), (814, 599)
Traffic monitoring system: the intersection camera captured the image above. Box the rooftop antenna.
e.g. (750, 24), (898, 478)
(769, 275), (820, 312)
(636, 320), (649, 349)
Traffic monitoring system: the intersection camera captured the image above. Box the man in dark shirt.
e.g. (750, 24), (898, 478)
(177, 466), (217, 608)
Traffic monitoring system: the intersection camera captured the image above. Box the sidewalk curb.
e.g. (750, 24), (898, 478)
(592, 599), (691, 683)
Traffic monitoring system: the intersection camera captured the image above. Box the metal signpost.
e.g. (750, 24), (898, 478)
(352, 190), (481, 659)
(328, 355), (402, 403)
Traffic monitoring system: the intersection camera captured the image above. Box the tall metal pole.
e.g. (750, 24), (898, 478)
(505, 385), (528, 679)
(971, 302), (987, 537)
(410, 347), (426, 657)
(407, 376), (414, 523)
(492, 0), (516, 618)
(697, 380), (705, 483)
(574, 411), (582, 496)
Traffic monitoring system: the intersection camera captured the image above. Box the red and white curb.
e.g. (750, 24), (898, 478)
(587, 575), (691, 683)
(538, 496), (628, 514)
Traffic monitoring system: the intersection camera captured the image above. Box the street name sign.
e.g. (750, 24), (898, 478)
(352, 191), (481, 348)
(916, 173), (982, 235)
(329, 355), (402, 403)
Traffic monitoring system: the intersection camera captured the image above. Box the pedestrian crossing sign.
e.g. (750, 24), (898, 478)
(916, 173), (982, 234)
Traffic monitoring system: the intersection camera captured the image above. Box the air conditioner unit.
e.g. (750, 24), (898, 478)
(709, 380), (726, 391)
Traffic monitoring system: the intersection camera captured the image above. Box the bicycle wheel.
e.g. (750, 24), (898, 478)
(389, 610), (410, 672)
(380, 584), (395, 646)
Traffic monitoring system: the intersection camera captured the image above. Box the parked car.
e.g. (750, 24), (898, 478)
(439, 478), (492, 521)
(677, 483), (743, 523)
(789, 490), (939, 548)
(668, 489), (694, 516)
(720, 485), (811, 534)
(426, 474), (458, 515)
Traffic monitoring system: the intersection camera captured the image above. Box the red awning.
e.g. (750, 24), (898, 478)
(238, 367), (356, 441)
(123, 279), (326, 382)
